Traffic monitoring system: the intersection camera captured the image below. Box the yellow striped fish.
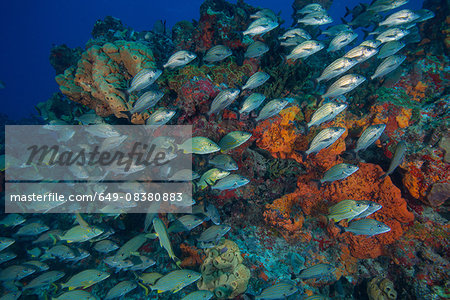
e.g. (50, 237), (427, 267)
(150, 269), (201, 293)
(328, 199), (370, 222)
(218, 131), (252, 152)
(256, 282), (298, 299)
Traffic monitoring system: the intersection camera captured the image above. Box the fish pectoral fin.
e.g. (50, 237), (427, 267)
(68, 287), (75, 291)
(158, 290), (165, 294)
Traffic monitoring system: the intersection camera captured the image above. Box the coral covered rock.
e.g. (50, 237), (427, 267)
(197, 239), (250, 299)
(367, 277), (397, 300)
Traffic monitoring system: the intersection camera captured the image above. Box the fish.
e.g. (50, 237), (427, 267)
(308, 102), (348, 128)
(322, 74), (366, 99)
(346, 10), (383, 28)
(279, 28), (311, 40)
(354, 124), (386, 152)
(152, 19), (166, 34)
(197, 168), (230, 190)
(354, 200), (383, 218)
(250, 9), (277, 21)
(52, 290), (97, 300)
(23, 270), (65, 290)
(243, 17), (279, 36)
(59, 225), (103, 243)
(127, 68), (162, 94)
(320, 163), (359, 186)
(0, 291), (21, 300)
(368, 0), (409, 13)
(65, 248), (89, 263)
(298, 263), (336, 279)
(197, 224), (231, 243)
(322, 24), (353, 36)
(296, 4), (325, 15)
(128, 255), (156, 271)
(304, 127), (346, 157)
(153, 218), (179, 263)
(15, 222), (49, 236)
(204, 45), (232, 63)
(212, 174), (250, 190)
(381, 141), (407, 179)
(340, 219), (391, 236)
(85, 124), (120, 138)
(181, 290), (214, 300)
(209, 154), (238, 171)
(316, 57), (358, 83)
(105, 281), (137, 299)
(280, 36), (307, 47)
(0, 237), (14, 252)
(327, 31), (358, 52)
(413, 9), (435, 23)
(242, 71), (270, 90)
(168, 214), (205, 233)
(256, 282), (299, 299)
(0, 252), (17, 264)
(75, 112), (104, 125)
(150, 269), (201, 293)
(94, 239), (119, 253)
(379, 9), (419, 27)
(304, 295), (328, 300)
(205, 203), (221, 225)
(44, 245), (76, 260)
(0, 265), (36, 281)
(344, 45), (378, 63)
(22, 260), (49, 271)
(0, 214), (25, 227)
(99, 135), (127, 152)
(61, 269), (109, 290)
(376, 28), (409, 43)
(146, 108), (176, 127)
(244, 41), (269, 58)
(255, 98), (290, 122)
(327, 199), (370, 222)
(371, 54), (406, 79)
(168, 169), (198, 181)
(163, 50), (197, 69)
(113, 234), (147, 262)
(104, 256), (133, 272)
(219, 131), (252, 152)
(360, 39), (382, 48)
(377, 40), (405, 58)
(178, 137), (221, 154)
(130, 90), (164, 114)
(207, 88), (240, 116)
(286, 40), (324, 61)
(139, 272), (164, 285)
(297, 12), (333, 25)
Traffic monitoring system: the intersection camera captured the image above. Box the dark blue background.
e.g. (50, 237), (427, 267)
(0, 0), (422, 119)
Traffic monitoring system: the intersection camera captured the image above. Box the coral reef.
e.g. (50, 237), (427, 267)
(197, 239), (250, 299)
(367, 277), (397, 300)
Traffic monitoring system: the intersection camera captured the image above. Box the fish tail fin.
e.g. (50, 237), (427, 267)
(379, 173), (388, 180)
(341, 17), (348, 25)
(344, 7), (351, 17)
(311, 179), (322, 190)
(335, 223), (346, 234)
(362, 29), (371, 40)
(295, 150), (307, 162)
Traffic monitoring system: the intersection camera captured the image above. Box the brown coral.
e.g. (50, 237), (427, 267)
(367, 277), (397, 300)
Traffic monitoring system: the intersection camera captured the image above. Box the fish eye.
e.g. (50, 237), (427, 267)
(209, 143), (212, 146)
(356, 203), (360, 207)
(187, 274), (192, 278)
(377, 224), (382, 228)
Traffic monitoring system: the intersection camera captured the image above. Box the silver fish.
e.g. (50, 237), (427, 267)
(344, 45), (378, 63)
(308, 102), (348, 128)
(208, 88), (240, 116)
(371, 54), (406, 79)
(0, 252), (17, 264)
(146, 108), (176, 127)
(75, 112), (104, 125)
(322, 24), (353, 36)
(128, 255), (156, 271)
(286, 40), (324, 61)
(94, 239), (119, 253)
(244, 41), (269, 58)
(204, 45), (232, 63)
(15, 222), (49, 236)
(354, 124), (386, 152)
(256, 282), (298, 299)
(0, 214), (25, 227)
(255, 98), (290, 122)
(130, 90), (164, 114)
(354, 200), (383, 219)
(181, 290), (214, 300)
(376, 28), (409, 43)
(163, 50), (197, 69)
(414, 9), (435, 23)
(250, 9), (277, 21)
(321, 163), (359, 184)
(297, 12), (333, 25)
(105, 281), (137, 300)
(280, 36), (307, 47)
(368, 0), (409, 12)
(242, 71), (270, 90)
(45, 245), (75, 260)
(218, 131), (252, 152)
(0, 237), (14, 252)
(381, 141), (406, 179)
(379, 9), (419, 27)
(53, 290), (96, 300)
(198, 224), (231, 243)
(23, 270), (65, 290)
(209, 154), (238, 171)
(298, 263), (336, 279)
(211, 174), (250, 190)
(279, 28), (311, 40)
(322, 74), (366, 99)
(150, 269), (201, 293)
(327, 31), (358, 52)
(360, 40), (382, 48)
(243, 17), (279, 36)
(342, 219), (391, 236)
(205, 203), (221, 225)
(168, 214), (205, 233)
(297, 4), (325, 15)
(114, 234), (147, 261)
(239, 93), (266, 114)
(377, 40), (405, 58)
(85, 124), (120, 138)
(127, 69), (162, 94)
(306, 127), (346, 155)
(0, 265), (36, 281)
(61, 269), (109, 290)
(153, 218), (179, 263)
(317, 57), (357, 83)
